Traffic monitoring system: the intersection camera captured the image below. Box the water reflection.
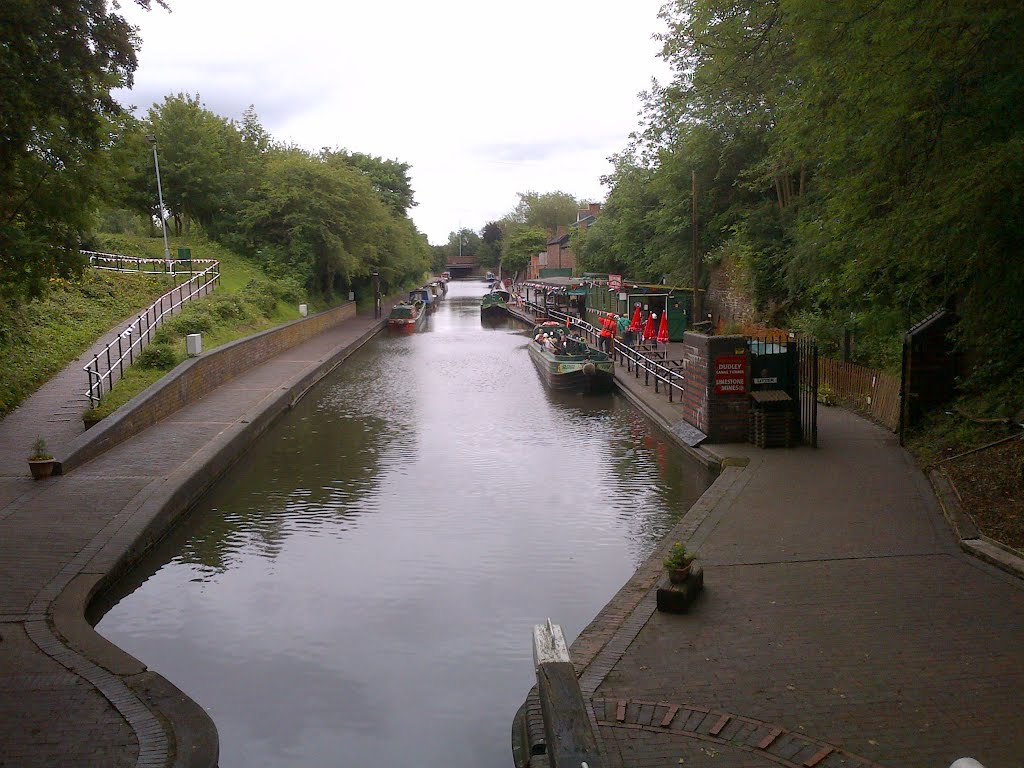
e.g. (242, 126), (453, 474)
(97, 281), (712, 768)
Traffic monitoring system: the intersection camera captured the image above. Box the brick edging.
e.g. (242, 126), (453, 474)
(928, 468), (1024, 579)
(595, 697), (887, 768)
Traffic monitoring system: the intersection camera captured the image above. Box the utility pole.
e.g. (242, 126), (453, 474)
(692, 170), (701, 327)
(147, 135), (172, 267)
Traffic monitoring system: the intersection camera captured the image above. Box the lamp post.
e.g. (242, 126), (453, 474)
(147, 134), (172, 267)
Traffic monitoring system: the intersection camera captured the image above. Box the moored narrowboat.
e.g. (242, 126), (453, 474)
(527, 323), (614, 393)
(387, 300), (426, 332)
(480, 291), (508, 320)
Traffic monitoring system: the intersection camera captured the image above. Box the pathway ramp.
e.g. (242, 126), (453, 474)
(0, 303), (396, 767)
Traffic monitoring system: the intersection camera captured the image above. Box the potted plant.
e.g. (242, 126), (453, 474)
(27, 437), (57, 480)
(663, 542), (696, 584)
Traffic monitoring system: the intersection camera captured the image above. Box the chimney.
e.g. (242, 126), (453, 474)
(589, 202), (601, 217)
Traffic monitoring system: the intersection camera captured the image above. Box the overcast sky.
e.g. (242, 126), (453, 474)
(114, 0), (670, 245)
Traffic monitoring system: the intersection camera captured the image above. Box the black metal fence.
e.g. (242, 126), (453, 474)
(747, 332), (818, 447)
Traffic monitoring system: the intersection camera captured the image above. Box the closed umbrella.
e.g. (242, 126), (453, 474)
(628, 305), (642, 332)
(657, 310), (670, 344)
(642, 312), (657, 342)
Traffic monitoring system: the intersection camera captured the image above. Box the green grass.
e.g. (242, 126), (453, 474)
(80, 233), (317, 422)
(0, 231), (323, 422)
(0, 269), (190, 417)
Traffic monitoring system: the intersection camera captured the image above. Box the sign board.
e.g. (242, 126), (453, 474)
(609, 274), (622, 290)
(753, 376), (778, 385)
(714, 355), (747, 394)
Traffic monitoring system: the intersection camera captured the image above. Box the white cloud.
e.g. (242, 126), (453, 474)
(115, 0), (670, 244)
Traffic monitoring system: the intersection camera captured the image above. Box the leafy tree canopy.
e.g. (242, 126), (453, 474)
(0, 0), (167, 300)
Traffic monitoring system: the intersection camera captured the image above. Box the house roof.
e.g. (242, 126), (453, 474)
(546, 232), (571, 247)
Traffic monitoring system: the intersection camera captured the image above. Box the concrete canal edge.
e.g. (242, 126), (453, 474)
(49, 305), (388, 768)
(511, 458), (755, 765)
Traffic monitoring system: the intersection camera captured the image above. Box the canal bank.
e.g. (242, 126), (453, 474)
(0, 297), (405, 767)
(512, 402), (1024, 765)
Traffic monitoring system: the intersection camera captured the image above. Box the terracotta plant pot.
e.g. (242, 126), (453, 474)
(28, 459), (56, 480)
(668, 564), (692, 584)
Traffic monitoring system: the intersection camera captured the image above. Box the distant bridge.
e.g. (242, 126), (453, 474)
(446, 255), (478, 279)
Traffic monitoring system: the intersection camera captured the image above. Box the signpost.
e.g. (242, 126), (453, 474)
(713, 355), (747, 394)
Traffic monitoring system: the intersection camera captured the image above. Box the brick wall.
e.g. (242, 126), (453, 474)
(61, 302), (357, 471)
(681, 332), (751, 443)
(705, 257), (757, 330)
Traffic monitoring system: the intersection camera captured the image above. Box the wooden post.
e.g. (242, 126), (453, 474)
(533, 621), (603, 768)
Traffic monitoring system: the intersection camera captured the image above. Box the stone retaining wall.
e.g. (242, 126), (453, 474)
(58, 302), (356, 474)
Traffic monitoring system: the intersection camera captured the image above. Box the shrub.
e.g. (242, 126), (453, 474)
(138, 343), (180, 370)
(243, 279), (278, 316)
(209, 294), (252, 321)
(165, 306), (214, 336)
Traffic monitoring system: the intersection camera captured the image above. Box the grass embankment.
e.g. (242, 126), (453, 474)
(81, 233), (313, 421)
(0, 232), (316, 421)
(0, 269), (191, 417)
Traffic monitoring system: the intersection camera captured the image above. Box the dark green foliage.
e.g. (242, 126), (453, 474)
(590, 0), (1024, 378)
(208, 294), (252, 321)
(165, 306), (214, 337)
(0, 0), (165, 301)
(137, 343), (180, 370)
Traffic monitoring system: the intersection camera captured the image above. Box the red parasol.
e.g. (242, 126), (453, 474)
(657, 310), (670, 344)
(642, 312), (657, 341)
(628, 305), (642, 332)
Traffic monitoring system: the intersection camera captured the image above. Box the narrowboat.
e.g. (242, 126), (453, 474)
(480, 290), (508, 320)
(409, 287), (436, 312)
(527, 323), (614, 393)
(387, 300), (426, 332)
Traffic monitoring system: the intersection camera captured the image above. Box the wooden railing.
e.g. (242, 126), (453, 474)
(818, 357), (900, 431)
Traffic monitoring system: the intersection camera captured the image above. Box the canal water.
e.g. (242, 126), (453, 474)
(96, 280), (712, 768)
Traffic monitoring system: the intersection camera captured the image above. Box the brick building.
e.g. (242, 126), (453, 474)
(528, 202), (601, 279)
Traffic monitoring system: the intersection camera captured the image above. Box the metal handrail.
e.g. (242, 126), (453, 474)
(83, 258), (221, 405)
(521, 300), (686, 402)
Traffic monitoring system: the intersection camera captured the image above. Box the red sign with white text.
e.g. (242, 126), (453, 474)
(714, 355), (747, 394)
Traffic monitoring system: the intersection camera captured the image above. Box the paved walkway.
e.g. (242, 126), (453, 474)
(555, 384), (1024, 767)
(0, 301), (399, 767)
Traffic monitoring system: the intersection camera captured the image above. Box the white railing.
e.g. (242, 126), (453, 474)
(521, 300), (686, 402)
(84, 250), (218, 275)
(84, 258), (221, 405)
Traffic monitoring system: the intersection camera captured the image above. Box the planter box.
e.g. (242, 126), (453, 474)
(656, 562), (704, 613)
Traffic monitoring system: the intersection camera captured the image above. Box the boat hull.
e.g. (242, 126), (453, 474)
(527, 342), (614, 393)
(480, 301), (507, 320)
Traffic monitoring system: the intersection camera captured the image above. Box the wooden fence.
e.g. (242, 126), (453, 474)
(818, 357), (901, 432)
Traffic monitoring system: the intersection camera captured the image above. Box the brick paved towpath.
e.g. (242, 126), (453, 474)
(541, 399), (1024, 768)
(0, 301), (399, 767)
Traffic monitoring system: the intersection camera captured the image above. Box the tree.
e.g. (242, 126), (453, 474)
(501, 226), (547, 280)
(0, 0), (167, 300)
(323, 150), (416, 216)
(508, 191), (582, 231)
